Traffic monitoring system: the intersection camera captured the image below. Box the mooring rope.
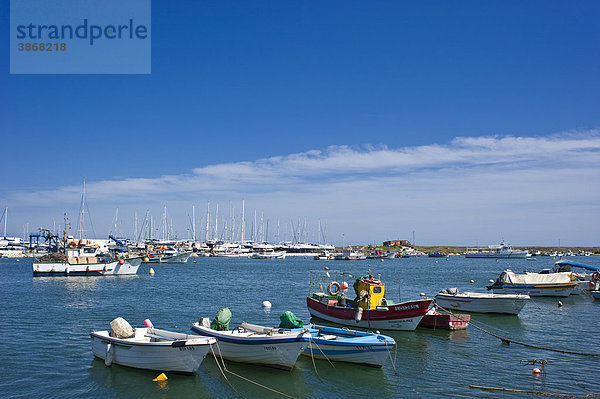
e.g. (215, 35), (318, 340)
(469, 385), (600, 398)
(209, 343), (243, 398)
(308, 339), (319, 376)
(384, 341), (398, 375)
(211, 340), (297, 399)
(434, 304), (600, 357)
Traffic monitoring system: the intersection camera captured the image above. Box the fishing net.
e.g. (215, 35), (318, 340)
(211, 307), (232, 330)
(278, 311), (303, 329)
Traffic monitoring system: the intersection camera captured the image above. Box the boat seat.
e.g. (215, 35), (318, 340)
(144, 332), (173, 342)
(319, 334), (337, 340)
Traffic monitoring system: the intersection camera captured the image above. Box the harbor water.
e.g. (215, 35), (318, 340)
(1, 255), (599, 398)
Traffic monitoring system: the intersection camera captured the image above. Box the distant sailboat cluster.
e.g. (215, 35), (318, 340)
(2, 180), (336, 271)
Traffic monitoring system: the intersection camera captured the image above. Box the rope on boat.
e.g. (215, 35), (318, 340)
(384, 341), (398, 375)
(469, 385), (600, 398)
(307, 336), (336, 370)
(307, 338), (319, 376)
(211, 341), (297, 399)
(209, 343), (244, 398)
(434, 304), (600, 357)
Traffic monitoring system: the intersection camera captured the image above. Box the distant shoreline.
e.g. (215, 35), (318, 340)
(338, 245), (600, 255)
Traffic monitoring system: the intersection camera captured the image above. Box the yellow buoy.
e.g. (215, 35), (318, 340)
(153, 373), (167, 382)
(149, 267), (155, 275)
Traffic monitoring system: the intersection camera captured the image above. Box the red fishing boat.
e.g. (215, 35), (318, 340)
(417, 308), (470, 330)
(306, 270), (432, 331)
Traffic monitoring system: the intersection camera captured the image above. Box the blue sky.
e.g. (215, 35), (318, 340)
(1, 1), (599, 245)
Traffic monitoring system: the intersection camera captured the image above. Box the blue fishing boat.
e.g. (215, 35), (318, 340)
(428, 251), (446, 258)
(289, 324), (395, 368)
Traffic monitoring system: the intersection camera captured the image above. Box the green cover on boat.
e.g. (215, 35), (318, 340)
(211, 307), (232, 330)
(278, 311), (303, 329)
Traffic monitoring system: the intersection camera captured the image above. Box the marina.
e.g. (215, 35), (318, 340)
(1, 254), (599, 398)
(4, 0), (599, 397)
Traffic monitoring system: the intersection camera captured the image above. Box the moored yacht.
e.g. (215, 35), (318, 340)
(465, 241), (527, 258)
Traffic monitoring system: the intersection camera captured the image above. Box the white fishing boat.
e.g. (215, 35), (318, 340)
(314, 251), (335, 260)
(144, 247), (192, 263)
(250, 244), (286, 259)
(289, 324), (395, 368)
(33, 237), (142, 276)
(465, 241), (528, 258)
(435, 288), (530, 315)
(545, 261), (600, 294)
(487, 269), (578, 297)
(191, 321), (309, 370)
(334, 249), (367, 260)
(90, 320), (216, 374)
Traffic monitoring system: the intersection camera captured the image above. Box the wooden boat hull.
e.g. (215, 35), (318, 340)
(435, 292), (530, 315)
(33, 257), (142, 276)
(306, 296), (432, 331)
(90, 328), (215, 374)
(418, 309), (470, 330)
(191, 324), (308, 370)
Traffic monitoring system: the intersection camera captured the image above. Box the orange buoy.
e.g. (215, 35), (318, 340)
(532, 367), (541, 374)
(324, 267), (329, 270)
(340, 281), (349, 291)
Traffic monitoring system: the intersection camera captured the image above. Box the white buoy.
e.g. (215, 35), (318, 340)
(470, 279), (474, 283)
(558, 301), (563, 307)
(489, 279), (494, 283)
(262, 301), (272, 308)
(419, 292), (426, 297)
(149, 267), (155, 275)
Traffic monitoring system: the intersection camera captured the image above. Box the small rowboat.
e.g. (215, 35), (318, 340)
(290, 324), (396, 367)
(191, 322), (310, 370)
(90, 327), (216, 374)
(435, 288), (530, 315)
(418, 308), (470, 330)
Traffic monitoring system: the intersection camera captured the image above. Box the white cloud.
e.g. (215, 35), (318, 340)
(3, 131), (600, 245)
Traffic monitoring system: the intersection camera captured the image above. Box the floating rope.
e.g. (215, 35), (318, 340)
(209, 343), (244, 398)
(211, 341), (297, 399)
(470, 385), (600, 398)
(435, 304), (600, 357)
(520, 359), (548, 373)
(384, 341), (398, 375)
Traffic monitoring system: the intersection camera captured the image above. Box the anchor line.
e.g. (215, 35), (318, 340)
(434, 304), (600, 357)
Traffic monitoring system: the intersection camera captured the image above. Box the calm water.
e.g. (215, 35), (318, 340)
(1, 255), (599, 398)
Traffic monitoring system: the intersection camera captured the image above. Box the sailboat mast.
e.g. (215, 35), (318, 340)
(241, 200), (245, 243)
(77, 178), (86, 239)
(192, 205), (196, 242)
(205, 201), (210, 242)
(215, 204), (219, 241)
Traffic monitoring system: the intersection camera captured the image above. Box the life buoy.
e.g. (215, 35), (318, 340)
(592, 271), (600, 283)
(328, 281), (341, 296)
(67, 242), (77, 249)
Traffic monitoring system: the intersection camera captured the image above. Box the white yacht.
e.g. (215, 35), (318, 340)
(465, 241), (527, 258)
